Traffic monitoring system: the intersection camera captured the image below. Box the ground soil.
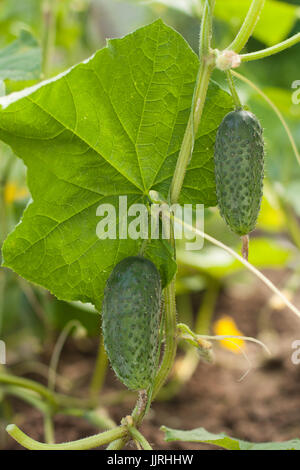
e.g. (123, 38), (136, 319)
(2, 271), (300, 450)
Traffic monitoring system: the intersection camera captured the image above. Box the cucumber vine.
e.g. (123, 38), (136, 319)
(1, 0), (300, 450)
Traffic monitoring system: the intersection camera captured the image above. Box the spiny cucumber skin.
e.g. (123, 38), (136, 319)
(102, 256), (161, 391)
(214, 110), (264, 236)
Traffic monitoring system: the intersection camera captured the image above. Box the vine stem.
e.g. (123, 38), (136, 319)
(2, 385), (49, 413)
(240, 32), (300, 62)
(169, 62), (214, 204)
(195, 278), (220, 334)
(242, 235), (249, 261)
(0, 373), (57, 407)
(0, 372), (93, 409)
(152, 278), (177, 399)
(42, 0), (57, 77)
(6, 424), (127, 450)
(226, 70), (242, 109)
(169, 0), (215, 205)
(48, 320), (80, 391)
(106, 437), (128, 450)
(107, 389), (150, 450)
(104, 24), (219, 436)
(199, 0), (215, 56)
(227, 0), (265, 53)
(153, 0), (215, 401)
(128, 426), (153, 450)
(17, 280), (49, 328)
(89, 332), (108, 402)
(63, 408), (116, 430)
(1, 384), (116, 434)
(156, 279), (219, 401)
(44, 410), (55, 444)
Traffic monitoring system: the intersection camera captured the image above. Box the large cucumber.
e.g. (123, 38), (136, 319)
(214, 110), (264, 236)
(102, 256), (161, 391)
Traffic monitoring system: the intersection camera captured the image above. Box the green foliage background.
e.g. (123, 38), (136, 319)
(0, 0), (299, 351)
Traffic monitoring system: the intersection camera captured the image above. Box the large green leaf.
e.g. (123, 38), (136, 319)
(162, 426), (300, 450)
(0, 30), (42, 81)
(0, 20), (232, 309)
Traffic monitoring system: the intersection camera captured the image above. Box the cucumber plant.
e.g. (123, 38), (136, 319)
(0, 0), (300, 450)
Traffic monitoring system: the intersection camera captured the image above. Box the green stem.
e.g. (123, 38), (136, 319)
(226, 70), (242, 109)
(2, 384), (116, 432)
(18, 280), (49, 329)
(48, 320), (80, 391)
(195, 278), (219, 334)
(0, 372), (93, 410)
(0, 373), (57, 407)
(1, 385), (48, 413)
(6, 424), (127, 450)
(42, 0), (57, 77)
(151, 0), (216, 403)
(44, 410), (55, 444)
(107, 390), (148, 450)
(89, 332), (108, 402)
(53, 393), (92, 410)
(152, 279), (177, 399)
(153, 0), (215, 399)
(62, 408), (116, 430)
(169, 0), (215, 205)
(0, 272), (6, 336)
(128, 426), (152, 450)
(199, 0), (215, 57)
(240, 32), (300, 62)
(106, 437), (128, 450)
(227, 0), (265, 53)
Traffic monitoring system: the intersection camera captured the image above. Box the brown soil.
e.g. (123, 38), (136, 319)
(2, 273), (300, 450)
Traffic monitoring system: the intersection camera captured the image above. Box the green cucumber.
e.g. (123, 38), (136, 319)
(102, 256), (161, 391)
(214, 109), (264, 236)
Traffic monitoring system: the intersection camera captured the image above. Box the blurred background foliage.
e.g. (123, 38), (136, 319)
(0, 0), (300, 382)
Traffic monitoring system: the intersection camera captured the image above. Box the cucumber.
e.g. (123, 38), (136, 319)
(214, 109), (264, 236)
(102, 256), (161, 391)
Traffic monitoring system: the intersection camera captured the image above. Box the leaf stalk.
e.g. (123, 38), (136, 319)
(240, 33), (300, 62)
(6, 423), (127, 450)
(227, 0), (265, 53)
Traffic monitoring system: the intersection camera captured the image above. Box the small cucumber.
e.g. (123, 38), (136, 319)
(214, 109), (264, 236)
(102, 256), (161, 391)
